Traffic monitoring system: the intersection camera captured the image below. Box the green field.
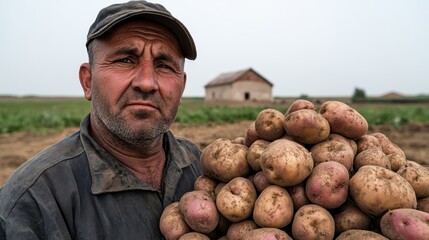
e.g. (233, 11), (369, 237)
(1, 97), (429, 133)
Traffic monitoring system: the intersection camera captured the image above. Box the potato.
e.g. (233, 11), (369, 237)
(285, 99), (316, 115)
(397, 165), (429, 198)
(287, 181), (310, 211)
(260, 138), (313, 187)
(283, 109), (330, 145)
(371, 132), (406, 171)
(310, 139), (355, 171)
(247, 139), (270, 172)
(417, 196), (429, 213)
(178, 232), (210, 240)
(252, 171), (272, 193)
(291, 204), (335, 240)
(232, 136), (245, 145)
(254, 108), (286, 141)
(193, 175), (218, 199)
(242, 228), (293, 240)
(333, 199), (371, 235)
(305, 161), (349, 209)
(327, 133), (357, 155)
(253, 185), (294, 228)
(356, 134), (382, 153)
(159, 202), (190, 240)
(380, 208), (429, 240)
(320, 100), (368, 139)
(336, 229), (388, 240)
(200, 138), (250, 182)
(349, 165), (417, 217)
(244, 121), (259, 147)
(353, 148), (391, 171)
(178, 191), (219, 234)
(225, 220), (258, 240)
(216, 177), (257, 222)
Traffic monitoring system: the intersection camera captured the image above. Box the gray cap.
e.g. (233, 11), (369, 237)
(86, 0), (197, 60)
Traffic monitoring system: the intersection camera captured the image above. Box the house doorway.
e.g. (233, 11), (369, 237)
(244, 92), (250, 101)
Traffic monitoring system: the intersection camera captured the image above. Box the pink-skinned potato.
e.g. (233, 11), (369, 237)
(320, 100), (368, 139)
(283, 109), (330, 145)
(178, 191), (219, 234)
(244, 121), (259, 147)
(380, 208), (429, 240)
(418, 197), (429, 213)
(253, 171), (272, 193)
(260, 138), (313, 187)
(287, 181), (310, 211)
(285, 99), (315, 115)
(305, 161), (349, 209)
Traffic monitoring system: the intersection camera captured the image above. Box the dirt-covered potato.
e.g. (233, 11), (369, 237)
(353, 148), (391, 171)
(336, 229), (388, 240)
(253, 185), (294, 228)
(310, 139), (355, 171)
(242, 228), (293, 240)
(244, 121), (259, 147)
(356, 134), (382, 153)
(216, 177), (257, 222)
(178, 191), (219, 234)
(159, 202), (190, 240)
(225, 220), (258, 240)
(283, 109), (330, 145)
(287, 181), (310, 211)
(193, 175), (218, 199)
(349, 165), (417, 217)
(200, 138), (250, 182)
(397, 165), (429, 198)
(254, 108), (286, 141)
(247, 139), (270, 172)
(178, 232), (210, 240)
(320, 100), (368, 139)
(252, 171), (272, 193)
(291, 204), (335, 240)
(333, 199), (371, 235)
(418, 197), (429, 213)
(285, 99), (316, 115)
(327, 133), (357, 155)
(260, 139), (313, 187)
(371, 132), (407, 171)
(305, 161), (349, 209)
(380, 208), (429, 240)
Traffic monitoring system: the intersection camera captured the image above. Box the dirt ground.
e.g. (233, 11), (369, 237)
(1, 121), (428, 186)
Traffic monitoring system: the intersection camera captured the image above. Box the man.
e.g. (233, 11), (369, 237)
(0, 1), (202, 239)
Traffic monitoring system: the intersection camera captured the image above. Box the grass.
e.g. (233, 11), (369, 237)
(1, 97), (429, 133)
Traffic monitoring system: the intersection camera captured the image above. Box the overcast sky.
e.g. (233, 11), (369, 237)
(1, 0), (428, 98)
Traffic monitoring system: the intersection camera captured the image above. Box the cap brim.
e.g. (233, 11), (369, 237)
(86, 10), (197, 60)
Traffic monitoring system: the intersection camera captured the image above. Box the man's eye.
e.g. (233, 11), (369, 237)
(117, 58), (132, 63)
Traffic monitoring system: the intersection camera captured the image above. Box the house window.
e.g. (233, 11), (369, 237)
(244, 92), (250, 100)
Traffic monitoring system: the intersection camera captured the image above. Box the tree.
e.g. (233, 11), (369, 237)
(352, 88), (366, 99)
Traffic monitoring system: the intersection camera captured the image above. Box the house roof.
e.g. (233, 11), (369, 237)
(204, 68), (273, 88)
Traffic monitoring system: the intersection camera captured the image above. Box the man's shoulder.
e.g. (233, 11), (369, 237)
(0, 131), (85, 215)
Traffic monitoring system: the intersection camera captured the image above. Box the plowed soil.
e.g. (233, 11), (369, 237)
(1, 121), (428, 185)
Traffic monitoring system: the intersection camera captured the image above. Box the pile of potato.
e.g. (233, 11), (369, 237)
(160, 99), (429, 240)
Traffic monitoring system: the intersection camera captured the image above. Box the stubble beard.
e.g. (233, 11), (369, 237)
(92, 97), (175, 147)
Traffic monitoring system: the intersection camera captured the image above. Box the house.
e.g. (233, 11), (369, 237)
(204, 68), (273, 102)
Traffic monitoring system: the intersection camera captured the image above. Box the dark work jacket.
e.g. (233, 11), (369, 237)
(0, 115), (203, 240)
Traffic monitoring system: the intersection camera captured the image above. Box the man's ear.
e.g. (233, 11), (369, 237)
(79, 63), (92, 100)
(181, 72), (187, 96)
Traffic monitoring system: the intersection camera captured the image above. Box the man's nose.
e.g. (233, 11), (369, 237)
(132, 63), (158, 92)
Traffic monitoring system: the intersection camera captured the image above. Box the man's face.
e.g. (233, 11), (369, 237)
(85, 20), (186, 142)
